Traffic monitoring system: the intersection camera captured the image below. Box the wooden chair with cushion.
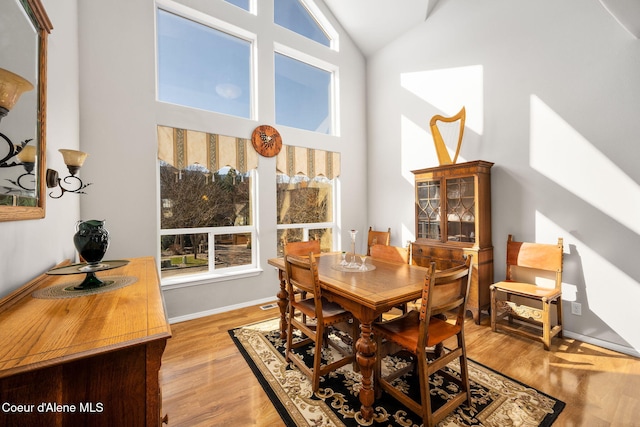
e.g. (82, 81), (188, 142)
(490, 234), (564, 351)
(367, 227), (390, 255)
(373, 256), (473, 427)
(284, 253), (356, 392)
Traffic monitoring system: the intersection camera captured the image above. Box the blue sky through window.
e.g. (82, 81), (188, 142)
(157, 9), (251, 118)
(275, 53), (331, 134)
(274, 0), (330, 47)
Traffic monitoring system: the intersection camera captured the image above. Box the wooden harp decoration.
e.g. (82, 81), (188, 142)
(430, 106), (466, 165)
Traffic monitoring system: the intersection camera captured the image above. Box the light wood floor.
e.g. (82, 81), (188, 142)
(160, 304), (640, 426)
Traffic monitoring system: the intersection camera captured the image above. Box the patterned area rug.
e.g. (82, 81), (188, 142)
(229, 318), (564, 427)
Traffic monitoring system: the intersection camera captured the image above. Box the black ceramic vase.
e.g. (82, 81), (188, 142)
(74, 219), (110, 265)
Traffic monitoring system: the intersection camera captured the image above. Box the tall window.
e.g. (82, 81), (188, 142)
(156, 8), (253, 118)
(155, 1), (341, 285)
(158, 126), (258, 280)
(276, 145), (340, 256)
(275, 52), (333, 134)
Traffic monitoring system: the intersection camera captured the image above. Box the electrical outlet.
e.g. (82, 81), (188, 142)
(571, 302), (582, 316)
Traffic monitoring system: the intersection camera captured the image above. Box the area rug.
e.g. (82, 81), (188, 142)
(229, 318), (565, 427)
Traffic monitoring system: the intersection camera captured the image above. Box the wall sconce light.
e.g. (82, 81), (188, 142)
(0, 68), (34, 122)
(4, 144), (37, 191)
(0, 68), (35, 172)
(46, 149), (91, 198)
(16, 145), (36, 172)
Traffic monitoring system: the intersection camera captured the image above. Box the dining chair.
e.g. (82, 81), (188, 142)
(284, 253), (356, 392)
(367, 227), (391, 255)
(373, 256), (473, 427)
(490, 234), (564, 351)
(370, 244), (409, 264)
(370, 244), (411, 313)
(284, 239), (321, 256)
(284, 240), (321, 324)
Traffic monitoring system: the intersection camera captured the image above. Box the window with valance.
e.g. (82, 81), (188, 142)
(157, 125), (257, 279)
(158, 125), (258, 175)
(154, 0), (341, 284)
(276, 144), (340, 179)
(276, 145), (340, 255)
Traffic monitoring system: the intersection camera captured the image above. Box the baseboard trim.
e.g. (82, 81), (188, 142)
(563, 330), (640, 358)
(169, 302), (640, 358)
(168, 296), (277, 324)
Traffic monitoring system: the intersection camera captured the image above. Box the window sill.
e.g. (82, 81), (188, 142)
(160, 267), (263, 290)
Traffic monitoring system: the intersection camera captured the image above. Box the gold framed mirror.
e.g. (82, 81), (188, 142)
(0, 0), (52, 221)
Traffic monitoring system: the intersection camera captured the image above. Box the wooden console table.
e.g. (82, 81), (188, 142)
(0, 256), (171, 427)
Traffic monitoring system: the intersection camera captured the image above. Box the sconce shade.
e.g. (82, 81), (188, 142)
(0, 68), (34, 112)
(59, 149), (88, 167)
(17, 145), (36, 163)
(47, 148), (92, 198)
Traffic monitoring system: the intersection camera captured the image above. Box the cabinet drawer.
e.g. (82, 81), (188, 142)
(411, 243), (466, 270)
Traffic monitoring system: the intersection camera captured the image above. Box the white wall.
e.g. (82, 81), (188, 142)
(76, 0), (367, 320)
(4, 0), (636, 356)
(367, 0), (640, 355)
(0, 0), (79, 296)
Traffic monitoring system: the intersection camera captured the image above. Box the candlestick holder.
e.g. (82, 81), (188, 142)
(348, 229), (358, 268)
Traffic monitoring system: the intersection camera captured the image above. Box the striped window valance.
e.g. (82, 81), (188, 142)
(276, 145), (341, 179)
(157, 125), (258, 173)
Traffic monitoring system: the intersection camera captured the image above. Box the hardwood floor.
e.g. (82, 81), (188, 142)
(160, 304), (640, 426)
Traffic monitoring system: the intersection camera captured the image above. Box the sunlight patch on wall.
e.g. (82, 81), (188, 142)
(535, 211), (640, 351)
(534, 212), (573, 298)
(530, 95), (640, 236)
(400, 115), (433, 183)
(400, 65), (484, 135)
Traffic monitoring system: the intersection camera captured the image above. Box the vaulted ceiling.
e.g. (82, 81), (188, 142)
(323, 0), (434, 56)
(324, 0), (639, 58)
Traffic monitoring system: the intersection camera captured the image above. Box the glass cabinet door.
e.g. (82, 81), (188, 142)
(445, 177), (475, 243)
(416, 180), (441, 240)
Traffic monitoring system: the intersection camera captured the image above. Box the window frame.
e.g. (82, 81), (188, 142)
(274, 0), (339, 51)
(274, 43), (339, 136)
(298, 0), (339, 51)
(155, 0), (258, 120)
(223, 0), (254, 14)
(276, 174), (339, 255)
(159, 168), (259, 288)
(154, 0), (342, 288)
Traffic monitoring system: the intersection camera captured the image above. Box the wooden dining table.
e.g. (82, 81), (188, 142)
(268, 252), (430, 422)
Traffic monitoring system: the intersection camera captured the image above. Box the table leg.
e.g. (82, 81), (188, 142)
(276, 270), (288, 339)
(355, 320), (376, 422)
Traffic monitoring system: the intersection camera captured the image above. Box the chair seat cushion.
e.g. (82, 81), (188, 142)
(373, 310), (461, 350)
(492, 281), (561, 299)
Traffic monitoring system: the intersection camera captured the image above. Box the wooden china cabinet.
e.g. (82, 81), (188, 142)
(411, 160), (494, 324)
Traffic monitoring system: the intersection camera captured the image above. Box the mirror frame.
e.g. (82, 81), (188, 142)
(0, 0), (52, 221)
